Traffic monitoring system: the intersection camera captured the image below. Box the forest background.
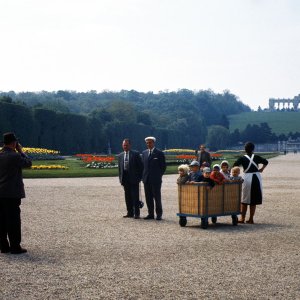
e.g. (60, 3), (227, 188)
(1, 89), (299, 154)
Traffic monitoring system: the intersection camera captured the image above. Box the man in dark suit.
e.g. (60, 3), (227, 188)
(197, 144), (212, 167)
(118, 139), (143, 219)
(0, 132), (32, 254)
(142, 136), (166, 221)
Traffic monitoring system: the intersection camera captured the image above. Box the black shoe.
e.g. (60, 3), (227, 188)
(134, 215), (140, 219)
(1, 248), (10, 254)
(144, 215), (154, 220)
(123, 214), (134, 218)
(156, 216), (162, 221)
(11, 247), (27, 254)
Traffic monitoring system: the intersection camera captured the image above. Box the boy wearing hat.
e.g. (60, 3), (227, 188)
(0, 132), (32, 254)
(202, 167), (215, 189)
(188, 160), (203, 183)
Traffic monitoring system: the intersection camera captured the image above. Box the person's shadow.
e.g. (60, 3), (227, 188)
(0, 250), (61, 264)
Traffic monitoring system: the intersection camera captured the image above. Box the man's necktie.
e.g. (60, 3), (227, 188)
(149, 149), (152, 158)
(124, 152), (129, 170)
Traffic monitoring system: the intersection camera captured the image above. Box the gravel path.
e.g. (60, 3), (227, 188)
(0, 154), (299, 299)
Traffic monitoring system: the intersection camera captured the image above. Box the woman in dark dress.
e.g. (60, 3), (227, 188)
(233, 142), (268, 224)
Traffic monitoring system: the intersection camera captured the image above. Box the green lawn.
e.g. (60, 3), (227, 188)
(23, 158), (117, 178)
(228, 111), (300, 135)
(23, 153), (279, 178)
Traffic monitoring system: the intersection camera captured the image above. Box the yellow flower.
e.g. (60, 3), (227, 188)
(31, 165), (68, 170)
(23, 147), (60, 155)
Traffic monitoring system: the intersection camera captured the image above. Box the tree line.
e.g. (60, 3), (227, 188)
(2, 89), (294, 153)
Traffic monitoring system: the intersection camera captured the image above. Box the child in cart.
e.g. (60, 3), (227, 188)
(187, 160), (203, 183)
(210, 164), (226, 185)
(177, 164), (189, 184)
(220, 160), (231, 180)
(200, 162), (210, 172)
(230, 166), (244, 182)
(201, 167), (215, 189)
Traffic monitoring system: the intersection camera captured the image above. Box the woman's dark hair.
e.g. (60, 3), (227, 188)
(245, 142), (255, 154)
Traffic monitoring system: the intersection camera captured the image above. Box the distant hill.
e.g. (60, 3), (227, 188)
(228, 111), (300, 135)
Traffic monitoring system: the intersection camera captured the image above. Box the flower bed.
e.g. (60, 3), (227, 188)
(31, 165), (68, 170)
(75, 154), (115, 163)
(164, 151), (225, 165)
(168, 154), (197, 165)
(75, 154), (117, 168)
(86, 162), (118, 169)
(176, 155), (197, 160)
(23, 147), (64, 160)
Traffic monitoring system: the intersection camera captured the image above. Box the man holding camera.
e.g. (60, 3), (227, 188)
(0, 132), (32, 254)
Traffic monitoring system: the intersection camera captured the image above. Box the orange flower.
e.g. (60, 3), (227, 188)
(176, 155), (197, 159)
(211, 153), (223, 157)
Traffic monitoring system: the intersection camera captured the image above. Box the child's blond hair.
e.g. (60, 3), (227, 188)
(231, 166), (240, 175)
(178, 164), (189, 175)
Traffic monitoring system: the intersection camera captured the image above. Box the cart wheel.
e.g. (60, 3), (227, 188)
(179, 217), (187, 227)
(232, 215), (238, 226)
(201, 218), (208, 229)
(211, 216), (217, 224)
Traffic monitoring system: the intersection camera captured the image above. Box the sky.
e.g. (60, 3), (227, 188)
(0, 0), (299, 110)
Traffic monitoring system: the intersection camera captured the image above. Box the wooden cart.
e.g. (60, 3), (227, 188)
(177, 182), (242, 229)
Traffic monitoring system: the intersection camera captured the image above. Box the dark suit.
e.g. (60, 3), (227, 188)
(142, 148), (166, 218)
(118, 150), (143, 217)
(0, 147), (32, 252)
(198, 150), (212, 167)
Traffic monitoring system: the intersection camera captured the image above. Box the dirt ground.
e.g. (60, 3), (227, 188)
(0, 154), (299, 299)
